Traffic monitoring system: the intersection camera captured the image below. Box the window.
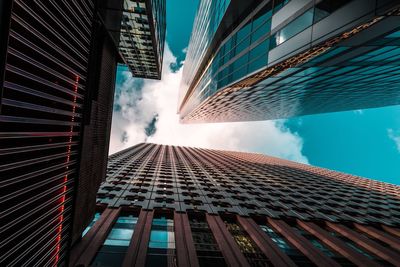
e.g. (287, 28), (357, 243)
(90, 215), (138, 267)
(270, 9), (314, 48)
(291, 225), (355, 266)
(82, 212), (101, 237)
(259, 224), (315, 266)
(146, 215), (176, 267)
(273, 0), (291, 13)
(325, 227), (392, 266)
(314, 0), (349, 23)
(189, 215), (227, 267)
(225, 219), (270, 267)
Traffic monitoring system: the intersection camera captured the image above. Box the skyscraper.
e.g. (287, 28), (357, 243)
(178, 0), (400, 123)
(70, 143), (400, 267)
(0, 1), (165, 266)
(118, 0), (166, 80)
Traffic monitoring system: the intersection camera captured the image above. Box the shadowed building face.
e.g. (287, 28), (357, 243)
(70, 143), (400, 267)
(178, 0), (400, 123)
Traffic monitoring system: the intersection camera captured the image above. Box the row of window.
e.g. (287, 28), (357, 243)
(183, 0), (355, 119)
(84, 210), (397, 267)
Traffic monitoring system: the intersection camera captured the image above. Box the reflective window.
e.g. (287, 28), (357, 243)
(248, 39), (269, 74)
(82, 212), (101, 237)
(146, 215), (176, 267)
(271, 9), (314, 48)
(273, 0), (291, 13)
(91, 215), (138, 267)
(325, 227), (392, 266)
(259, 224), (315, 266)
(292, 225), (355, 266)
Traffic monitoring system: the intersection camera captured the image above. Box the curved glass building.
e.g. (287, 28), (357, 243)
(178, 0), (400, 123)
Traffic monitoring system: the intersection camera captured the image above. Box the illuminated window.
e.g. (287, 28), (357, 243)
(189, 215), (227, 266)
(225, 219), (270, 266)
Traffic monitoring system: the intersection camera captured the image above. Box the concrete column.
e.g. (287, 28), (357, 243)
(355, 224), (400, 252)
(206, 214), (250, 267)
(72, 207), (121, 267)
(122, 209), (154, 267)
(327, 222), (400, 266)
(268, 218), (340, 267)
(382, 225), (400, 239)
(237, 216), (296, 267)
(298, 220), (380, 267)
(174, 212), (199, 267)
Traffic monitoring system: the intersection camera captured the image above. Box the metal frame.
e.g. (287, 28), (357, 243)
(0, 0), (13, 113)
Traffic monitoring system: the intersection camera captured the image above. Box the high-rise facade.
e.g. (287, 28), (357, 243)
(0, 1), (165, 266)
(118, 0), (166, 80)
(178, 0), (400, 123)
(70, 143), (400, 267)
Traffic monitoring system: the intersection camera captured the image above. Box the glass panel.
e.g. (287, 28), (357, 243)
(82, 212), (101, 237)
(326, 227), (391, 266)
(189, 216), (227, 267)
(314, 0), (350, 23)
(146, 215), (176, 267)
(248, 39), (269, 74)
(226, 221), (270, 266)
(271, 9), (314, 48)
(107, 229), (134, 242)
(260, 224), (316, 266)
(90, 214), (138, 267)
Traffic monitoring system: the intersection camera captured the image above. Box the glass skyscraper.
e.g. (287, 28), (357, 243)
(178, 0), (400, 123)
(118, 0), (166, 80)
(70, 143), (400, 267)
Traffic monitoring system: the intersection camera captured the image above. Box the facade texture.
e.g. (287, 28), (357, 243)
(0, 0), (167, 266)
(71, 143), (400, 267)
(118, 0), (166, 79)
(0, 0), (98, 265)
(178, 0), (400, 123)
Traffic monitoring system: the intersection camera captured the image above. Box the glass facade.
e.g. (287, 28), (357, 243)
(70, 144), (400, 266)
(119, 0), (166, 79)
(146, 215), (176, 267)
(179, 0), (230, 106)
(179, 0), (400, 123)
(91, 215), (138, 267)
(82, 212), (101, 237)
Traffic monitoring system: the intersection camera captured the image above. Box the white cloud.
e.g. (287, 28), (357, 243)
(388, 129), (400, 152)
(109, 45), (309, 164)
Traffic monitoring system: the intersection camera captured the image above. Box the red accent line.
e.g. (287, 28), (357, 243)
(55, 76), (79, 265)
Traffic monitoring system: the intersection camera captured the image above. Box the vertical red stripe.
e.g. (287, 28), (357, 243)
(55, 76), (79, 265)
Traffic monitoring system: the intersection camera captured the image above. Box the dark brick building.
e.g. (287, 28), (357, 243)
(0, 1), (165, 266)
(71, 143), (400, 267)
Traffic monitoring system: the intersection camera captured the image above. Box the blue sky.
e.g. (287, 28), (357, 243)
(110, 0), (400, 185)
